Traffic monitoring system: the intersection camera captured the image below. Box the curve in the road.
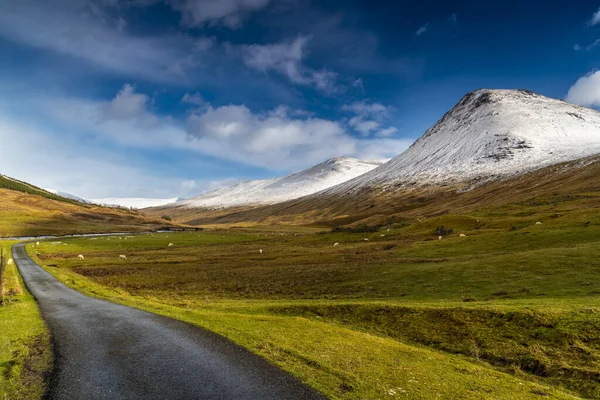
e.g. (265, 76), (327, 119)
(13, 243), (326, 400)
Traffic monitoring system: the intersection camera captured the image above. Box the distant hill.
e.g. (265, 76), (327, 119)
(0, 174), (174, 237)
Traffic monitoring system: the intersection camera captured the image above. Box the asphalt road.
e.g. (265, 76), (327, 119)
(13, 243), (326, 400)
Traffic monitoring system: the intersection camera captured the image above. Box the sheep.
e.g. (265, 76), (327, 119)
(168, 243), (174, 247)
(535, 222), (542, 226)
(77, 254), (85, 260)
(119, 255), (127, 260)
(7, 258), (13, 266)
(459, 234), (466, 237)
(387, 229), (390, 232)
(333, 243), (339, 247)
(438, 236), (443, 240)
(259, 249), (263, 254)
(363, 238), (370, 242)
(380, 234), (386, 237)
(36, 241), (40, 246)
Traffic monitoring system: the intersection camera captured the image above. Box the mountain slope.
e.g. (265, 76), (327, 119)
(90, 198), (182, 209)
(45, 188), (90, 204)
(0, 174), (174, 236)
(165, 89), (600, 227)
(172, 157), (384, 210)
(330, 89), (600, 195)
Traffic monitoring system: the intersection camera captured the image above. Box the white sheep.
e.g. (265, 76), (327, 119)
(438, 236), (443, 240)
(380, 234), (386, 237)
(36, 241), (40, 246)
(363, 238), (370, 242)
(259, 249), (263, 254)
(535, 222), (542, 226)
(333, 243), (339, 247)
(119, 255), (127, 260)
(168, 243), (174, 247)
(459, 234), (466, 237)
(78, 254), (85, 260)
(7, 258), (13, 266)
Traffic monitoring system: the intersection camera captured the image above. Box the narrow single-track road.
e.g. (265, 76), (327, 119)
(13, 243), (325, 400)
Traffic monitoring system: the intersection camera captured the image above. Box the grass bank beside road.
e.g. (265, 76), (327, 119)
(27, 198), (600, 399)
(0, 242), (51, 400)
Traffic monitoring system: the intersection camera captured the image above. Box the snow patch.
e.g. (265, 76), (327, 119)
(91, 197), (182, 209)
(174, 157), (385, 209)
(326, 89), (600, 195)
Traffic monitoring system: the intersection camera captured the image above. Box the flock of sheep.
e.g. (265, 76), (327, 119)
(25, 220), (545, 263)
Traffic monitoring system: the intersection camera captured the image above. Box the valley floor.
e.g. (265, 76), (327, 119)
(25, 193), (600, 399)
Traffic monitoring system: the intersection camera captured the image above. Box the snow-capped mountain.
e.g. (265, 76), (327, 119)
(174, 157), (385, 209)
(91, 198), (182, 209)
(327, 89), (600, 194)
(45, 188), (90, 203)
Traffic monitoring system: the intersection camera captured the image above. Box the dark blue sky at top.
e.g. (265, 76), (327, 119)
(0, 0), (599, 198)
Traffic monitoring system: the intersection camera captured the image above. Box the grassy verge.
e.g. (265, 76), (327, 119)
(0, 242), (51, 400)
(27, 202), (600, 399)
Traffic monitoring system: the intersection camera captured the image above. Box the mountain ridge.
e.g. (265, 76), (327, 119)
(169, 157), (385, 210)
(325, 89), (600, 196)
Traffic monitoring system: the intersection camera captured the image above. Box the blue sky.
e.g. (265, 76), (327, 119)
(1, 0), (600, 199)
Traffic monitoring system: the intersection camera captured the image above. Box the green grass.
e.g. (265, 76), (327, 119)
(0, 242), (51, 400)
(27, 196), (600, 399)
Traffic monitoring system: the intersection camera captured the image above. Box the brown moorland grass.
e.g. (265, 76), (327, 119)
(0, 189), (174, 237)
(29, 189), (600, 399)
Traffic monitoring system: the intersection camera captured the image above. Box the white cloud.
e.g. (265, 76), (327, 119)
(182, 92), (207, 106)
(376, 127), (398, 137)
(343, 101), (398, 137)
(102, 84), (158, 128)
(349, 117), (380, 136)
(566, 70), (600, 108)
(240, 36), (311, 83)
(181, 180), (198, 190)
(186, 104), (357, 167)
(415, 23), (429, 36)
(167, 0), (271, 28)
(590, 7), (600, 26)
(1, 85), (413, 197)
(238, 36), (343, 93)
(342, 101), (391, 117)
(448, 14), (457, 25)
(574, 44), (582, 51)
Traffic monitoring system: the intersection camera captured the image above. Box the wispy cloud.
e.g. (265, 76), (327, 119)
(167, 0), (271, 29)
(448, 13), (457, 25)
(0, 0), (210, 83)
(342, 101), (398, 137)
(237, 36), (344, 94)
(415, 23), (429, 36)
(590, 7), (600, 26)
(573, 39), (600, 52)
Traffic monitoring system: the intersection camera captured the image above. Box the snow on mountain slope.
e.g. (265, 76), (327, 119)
(176, 157), (385, 209)
(45, 188), (90, 203)
(91, 198), (182, 209)
(328, 89), (600, 194)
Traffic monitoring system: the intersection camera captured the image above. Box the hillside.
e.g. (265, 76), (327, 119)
(90, 197), (182, 209)
(160, 89), (600, 227)
(330, 89), (600, 195)
(145, 157), (384, 221)
(0, 174), (174, 237)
